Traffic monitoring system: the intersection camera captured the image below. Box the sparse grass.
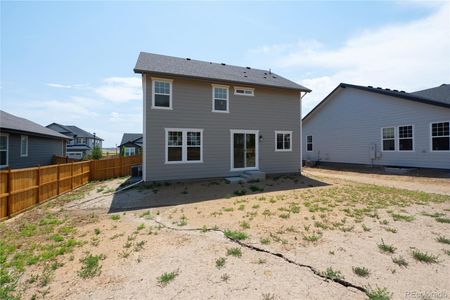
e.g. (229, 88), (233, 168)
(262, 293), (275, 300)
(392, 256), (408, 267)
(391, 213), (415, 222)
(78, 253), (105, 279)
(94, 228), (101, 235)
(223, 207), (234, 212)
(377, 240), (396, 254)
(239, 221), (250, 229)
(303, 233), (322, 242)
(136, 223), (145, 231)
(215, 257), (226, 269)
(435, 216), (450, 223)
(226, 247), (242, 258)
(366, 286), (391, 300)
(352, 266), (370, 277)
(224, 229), (248, 240)
(157, 271), (178, 286)
(412, 250), (439, 263)
(278, 213), (290, 219)
(177, 215), (188, 227)
(256, 258), (266, 264)
(323, 267), (344, 280)
(221, 273), (230, 282)
(436, 236), (450, 244)
(110, 214), (120, 221)
(362, 224), (371, 232)
(383, 227), (397, 233)
(260, 238), (270, 245)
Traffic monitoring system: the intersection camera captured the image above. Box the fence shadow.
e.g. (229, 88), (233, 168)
(108, 174), (329, 214)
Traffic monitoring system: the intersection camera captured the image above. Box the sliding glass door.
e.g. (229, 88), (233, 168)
(231, 130), (258, 171)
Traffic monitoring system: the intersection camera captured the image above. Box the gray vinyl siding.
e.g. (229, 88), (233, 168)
(144, 75), (301, 181)
(4, 132), (65, 169)
(302, 88), (450, 169)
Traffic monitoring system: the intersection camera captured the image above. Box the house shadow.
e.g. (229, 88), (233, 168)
(108, 174), (329, 214)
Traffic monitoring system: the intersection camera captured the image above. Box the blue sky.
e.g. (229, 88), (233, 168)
(1, 1), (449, 147)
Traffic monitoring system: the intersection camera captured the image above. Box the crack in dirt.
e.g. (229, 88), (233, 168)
(151, 218), (368, 296)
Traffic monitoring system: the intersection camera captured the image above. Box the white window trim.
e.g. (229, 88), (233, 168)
(306, 135), (313, 152)
(20, 135), (28, 157)
(275, 130), (292, 152)
(152, 77), (173, 110)
(230, 129), (259, 172)
(381, 127), (396, 152)
(234, 86), (254, 96)
(165, 128), (203, 164)
(212, 84), (229, 113)
(430, 120), (450, 152)
(124, 147), (136, 156)
(398, 124), (415, 152)
(0, 133), (9, 167)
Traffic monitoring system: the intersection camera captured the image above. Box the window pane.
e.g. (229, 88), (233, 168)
(168, 147), (182, 161)
(399, 138), (413, 151)
(187, 132), (200, 146)
(155, 81), (170, 94)
(383, 140), (395, 151)
(383, 128), (394, 139)
(214, 99), (227, 111)
(276, 133), (283, 149)
(168, 131), (182, 146)
(246, 134), (256, 167)
(432, 122), (449, 137)
(0, 136), (7, 150)
(307, 136), (312, 143)
(307, 144), (312, 151)
(187, 147), (200, 161)
(214, 87), (227, 99)
(0, 151), (6, 165)
(155, 94), (170, 107)
(432, 137), (450, 151)
(233, 133), (245, 168)
(399, 126), (412, 138)
(284, 134), (291, 149)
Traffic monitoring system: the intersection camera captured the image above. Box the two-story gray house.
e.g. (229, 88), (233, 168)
(46, 123), (103, 160)
(302, 83), (450, 170)
(0, 110), (70, 169)
(134, 52), (310, 182)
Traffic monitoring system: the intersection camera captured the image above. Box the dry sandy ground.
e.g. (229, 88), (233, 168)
(4, 171), (450, 300)
(304, 167), (450, 195)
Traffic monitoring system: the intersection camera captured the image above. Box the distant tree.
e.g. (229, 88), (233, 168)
(92, 145), (102, 160)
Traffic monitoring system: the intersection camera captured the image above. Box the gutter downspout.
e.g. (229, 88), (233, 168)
(299, 91), (309, 174)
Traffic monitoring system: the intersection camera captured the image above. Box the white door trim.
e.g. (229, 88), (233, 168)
(230, 129), (259, 172)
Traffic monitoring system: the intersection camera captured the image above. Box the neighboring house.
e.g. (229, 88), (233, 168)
(46, 123), (103, 159)
(0, 110), (70, 169)
(118, 133), (142, 156)
(302, 83), (450, 170)
(134, 52), (310, 181)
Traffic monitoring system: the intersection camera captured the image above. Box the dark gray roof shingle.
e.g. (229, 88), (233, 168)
(410, 84), (450, 106)
(48, 123), (103, 140)
(134, 52), (310, 92)
(119, 133), (142, 146)
(0, 110), (70, 140)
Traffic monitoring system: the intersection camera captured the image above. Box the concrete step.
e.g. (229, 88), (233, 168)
(225, 176), (247, 184)
(243, 170), (266, 181)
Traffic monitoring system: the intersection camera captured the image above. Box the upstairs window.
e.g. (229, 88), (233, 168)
(166, 129), (203, 163)
(275, 131), (292, 151)
(212, 85), (229, 113)
(306, 135), (313, 151)
(0, 133), (8, 167)
(431, 121), (449, 151)
(152, 78), (172, 109)
(20, 135), (28, 157)
(398, 125), (413, 151)
(234, 87), (254, 96)
(382, 127), (395, 151)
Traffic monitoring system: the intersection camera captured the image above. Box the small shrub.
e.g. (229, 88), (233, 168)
(323, 267), (344, 280)
(226, 247), (242, 258)
(377, 240), (396, 254)
(215, 257), (226, 269)
(303, 233), (321, 242)
(366, 286), (391, 300)
(177, 215), (188, 227)
(157, 271), (178, 286)
(136, 224), (145, 231)
(78, 254), (105, 279)
(435, 217), (450, 223)
(111, 215), (120, 221)
(352, 266), (370, 277)
(224, 229), (248, 240)
(412, 250), (439, 263)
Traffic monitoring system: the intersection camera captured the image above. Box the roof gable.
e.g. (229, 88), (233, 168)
(119, 133), (143, 146)
(134, 52), (310, 92)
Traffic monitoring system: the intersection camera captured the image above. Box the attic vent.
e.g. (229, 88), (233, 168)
(264, 76), (267, 79)
(400, 90), (406, 93)
(377, 87), (382, 89)
(244, 75), (248, 77)
(264, 72), (267, 75)
(246, 66), (251, 69)
(272, 76), (277, 79)
(393, 89), (399, 92)
(186, 58), (191, 60)
(221, 63), (226, 66)
(385, 88), (391, 91)
(368, 86), (373, 88)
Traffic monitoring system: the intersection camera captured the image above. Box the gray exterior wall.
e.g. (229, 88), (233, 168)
(302, 87), (450, 169)
(2, 131), (65, 169)
(143, 74), (302, 181)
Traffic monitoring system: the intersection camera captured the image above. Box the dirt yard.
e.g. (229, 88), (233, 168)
(1, 170), (450, 300)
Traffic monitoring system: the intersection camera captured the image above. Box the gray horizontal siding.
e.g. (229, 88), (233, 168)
(144, 75), (301, 181)
(302, 88), (450, 169)
(4, 132), (64, 169)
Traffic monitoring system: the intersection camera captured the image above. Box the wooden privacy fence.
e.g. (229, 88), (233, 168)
(0, 155), (142, 220)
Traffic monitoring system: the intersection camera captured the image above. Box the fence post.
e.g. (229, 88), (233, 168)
(90, 160), (94, 181)
(120, 155), (123, 177)
(36, 166), (41, 204)
(70, 162), (74, 190)
(57, 164), (60, 195)
(6, 168), (11, 218)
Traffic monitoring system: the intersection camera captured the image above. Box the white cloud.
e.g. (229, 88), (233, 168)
(250, 3), (450, 116)
(94, 76), (142, 103)
(47, 83), (74, 88)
